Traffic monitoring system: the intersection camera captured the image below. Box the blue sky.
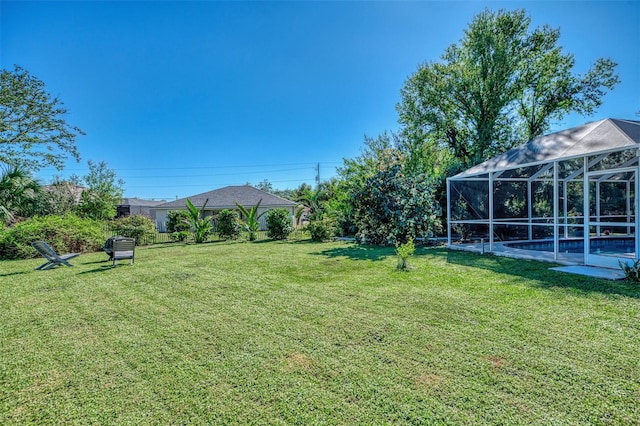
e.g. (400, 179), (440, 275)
(2, 1), (638, 201)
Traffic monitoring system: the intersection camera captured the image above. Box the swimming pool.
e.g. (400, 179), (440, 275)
(505, 237), (635, 254)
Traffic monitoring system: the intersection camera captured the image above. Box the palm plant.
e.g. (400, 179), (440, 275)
(235, 199), (266, 241)
(0, 166), (41, 225)
(184, 198), (213, 243)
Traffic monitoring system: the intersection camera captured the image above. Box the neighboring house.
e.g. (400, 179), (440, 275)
(117, 198), (167, 220)
(152, 185), (298, 232)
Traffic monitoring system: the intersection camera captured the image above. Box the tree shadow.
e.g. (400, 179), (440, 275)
(0, 271), (30, 277)
(442, 248), (640, 299)
(314, 244), (395, 261)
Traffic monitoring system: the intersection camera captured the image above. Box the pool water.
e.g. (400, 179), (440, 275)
(505, 237), (635, 255)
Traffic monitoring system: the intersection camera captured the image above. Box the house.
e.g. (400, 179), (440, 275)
(117, 198), (167, 220)
(152, 185), (298, 232)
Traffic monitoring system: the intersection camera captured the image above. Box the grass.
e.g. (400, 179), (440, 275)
(1, 240), (639, 424)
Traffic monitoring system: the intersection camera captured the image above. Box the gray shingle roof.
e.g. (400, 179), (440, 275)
(120, 198), (166, 207)
(154, 185), (297, 209)
(453, 118), (640, 179)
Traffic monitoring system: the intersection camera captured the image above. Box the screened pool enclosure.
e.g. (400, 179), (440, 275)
(447, 118), (640, 268)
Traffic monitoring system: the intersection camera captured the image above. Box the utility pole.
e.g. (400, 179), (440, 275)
(315, 163), (320, 188)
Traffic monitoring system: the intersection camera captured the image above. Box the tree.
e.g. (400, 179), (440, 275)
(0, 66), (84, 171)
(75, 160), (124, 220)
(254, 179), (274, 193)
(236, 199), (266, 241)
(351, 150), (441, 245)
(0, 165), (41, 224)
(397, 9), (619, 170)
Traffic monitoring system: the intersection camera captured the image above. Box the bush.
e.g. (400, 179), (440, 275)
(266, 209), (293, 240)
(619, 259), (640, 283)
(216, 209), (241, 240)
(109, 215), (157, 245)
(166, 210), (191, 233)
(0, 214), (104, 260)
(395, 238), (415, 270)
(170, 231), (190, 242)
(306, 218), (336, 242)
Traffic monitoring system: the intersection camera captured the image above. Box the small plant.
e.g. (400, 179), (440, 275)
(266, 208), (293, 240)
(217, 209), (241, 240)
(306, 218), (335, 242)
(236, 199), (266, 241)
(170, 231), (190, 242)
(619, 259), (640, 282)
(184, 199), (213, 244)
(395, 238), (415, 270)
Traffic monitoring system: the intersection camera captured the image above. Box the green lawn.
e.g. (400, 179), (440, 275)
(1, 240), (639, 424)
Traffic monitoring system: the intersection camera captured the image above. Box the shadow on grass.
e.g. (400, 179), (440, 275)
(314, 244), (395, 261)
(0, 271), (30, 277)
(442, 248), (640, 299)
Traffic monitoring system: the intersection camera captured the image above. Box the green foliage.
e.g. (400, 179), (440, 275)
(0, 213), (103, 259)
(0, 66), (84, 172)
(170, 231), (190, 242)
(352, 154), (441, 245)
(0, 165), (41, 224)
(109, 215), (157, 245)
(185, 199), (213, 244)
(216, 209), (241, 240)
(75, 160), (124, 221)
(166, 210), (191, 233)
(266, 208), (293, 240)
(236, 199), (266, 241)
(397, 9), (619, 171)
(37, 179), (80, 216)
(619, 259), (640, 283)
(395, 238), (415, 270)
(306, 218), (336, 242)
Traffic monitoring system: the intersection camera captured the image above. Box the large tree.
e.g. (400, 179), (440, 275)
(0, 66), (84, 171)
(397, 9), (619, 170)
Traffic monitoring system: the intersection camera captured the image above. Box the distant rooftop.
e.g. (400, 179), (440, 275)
(154, 185), (297, 209)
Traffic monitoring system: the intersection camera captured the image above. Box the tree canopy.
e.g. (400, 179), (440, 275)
(0, 66), (84, 171)
(397, 9), (619, 170)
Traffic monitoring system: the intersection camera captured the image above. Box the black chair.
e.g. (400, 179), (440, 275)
(31, 241), (79, 270)
(111, 238), (135, 266)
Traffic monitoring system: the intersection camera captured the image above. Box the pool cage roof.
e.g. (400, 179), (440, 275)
(446, 118), (640, 268)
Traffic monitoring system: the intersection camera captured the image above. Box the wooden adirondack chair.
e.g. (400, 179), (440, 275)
(31, 241), (80, 270)
(111, 238), (135, 266)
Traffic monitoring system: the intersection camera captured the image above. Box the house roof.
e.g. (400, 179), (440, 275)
(119, 197), (166, 207)
(154, 185), (297, 209)
(452, 118), (640, 179)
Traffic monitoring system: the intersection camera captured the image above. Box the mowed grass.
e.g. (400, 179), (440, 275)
(1, 240), (639, 425)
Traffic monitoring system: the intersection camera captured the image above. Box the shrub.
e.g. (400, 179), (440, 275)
(0, 214), (104, 260)
(619, 259), (640, 283)
(217, 209), (241, 240)
(306, 218), (336, 242)
(166, 210), (191, 233)
(109, 215), (157, 245)
(266, 208), (293, 240)
(170, 231), (190, 242)
(395, 238), (415, 270)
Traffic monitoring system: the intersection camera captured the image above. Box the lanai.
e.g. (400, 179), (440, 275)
(446, 118), (640, 268)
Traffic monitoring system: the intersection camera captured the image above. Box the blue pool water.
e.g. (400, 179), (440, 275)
(505, 237), (635, 254)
